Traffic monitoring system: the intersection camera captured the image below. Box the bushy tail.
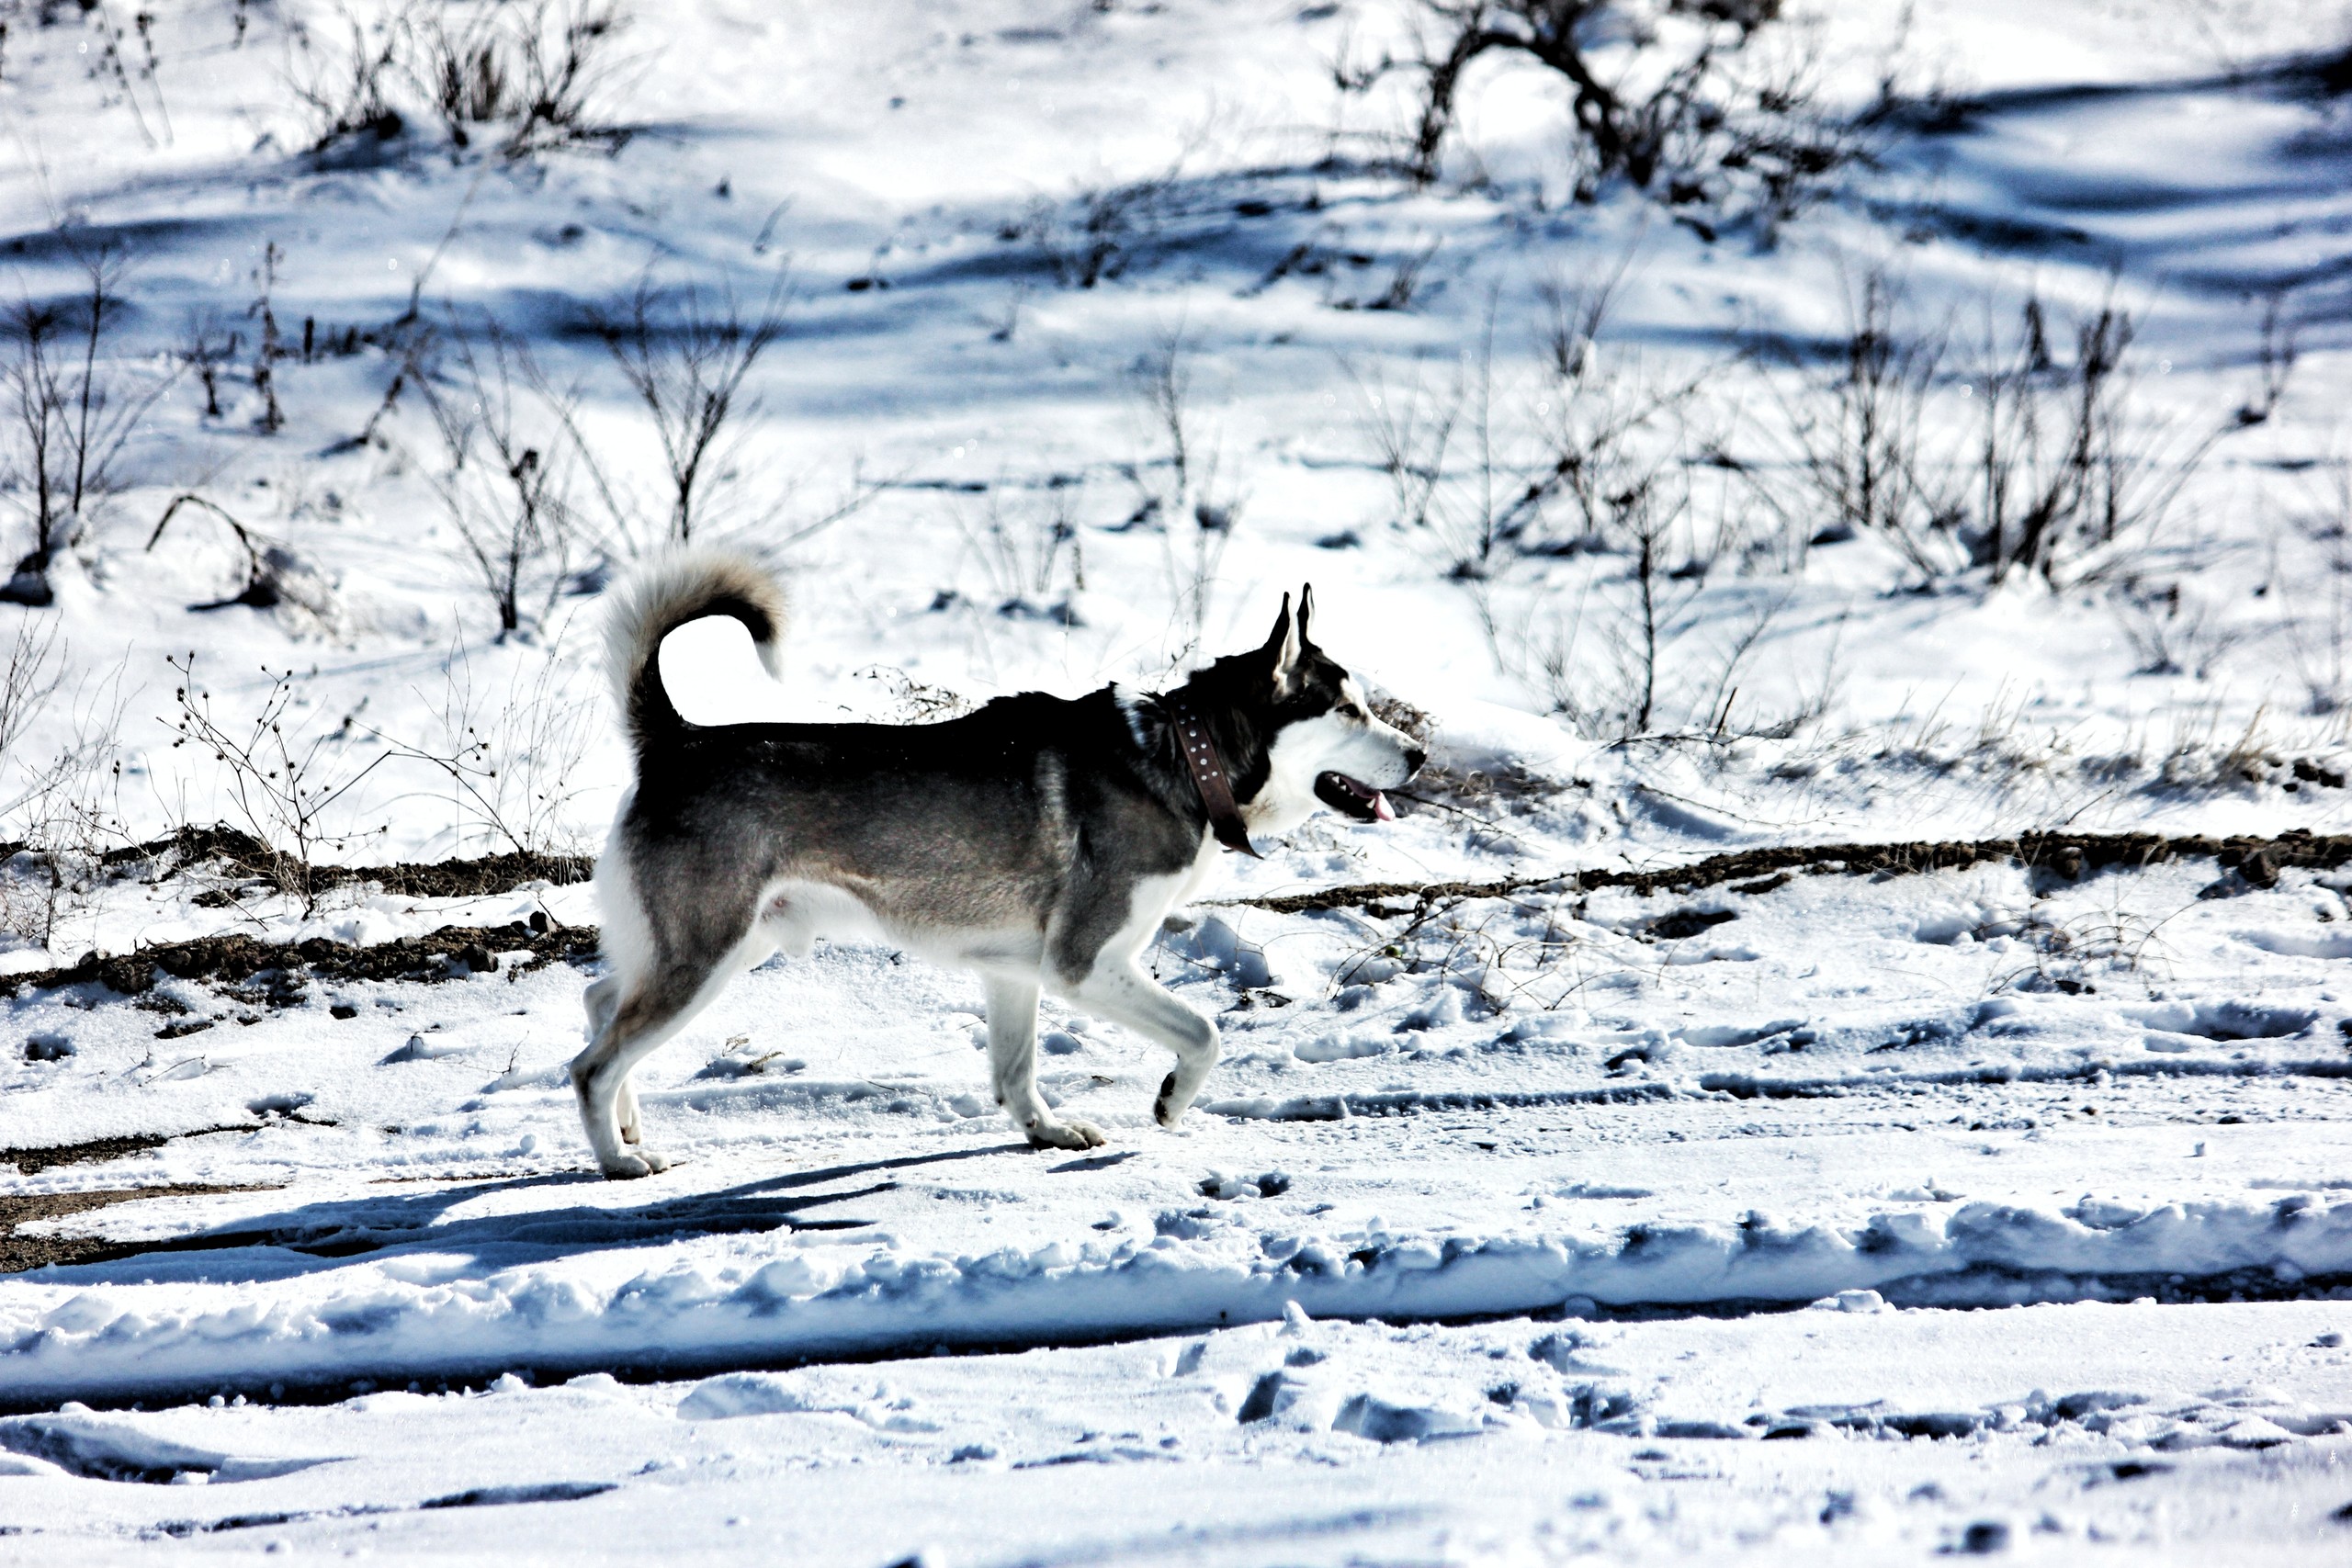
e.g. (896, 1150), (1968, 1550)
(604, 548), (789, 758)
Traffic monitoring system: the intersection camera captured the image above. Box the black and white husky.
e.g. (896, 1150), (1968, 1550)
(571, 551), (1425, 1178)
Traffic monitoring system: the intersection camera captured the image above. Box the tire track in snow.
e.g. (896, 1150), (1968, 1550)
(6, 1184), (2349, 1409)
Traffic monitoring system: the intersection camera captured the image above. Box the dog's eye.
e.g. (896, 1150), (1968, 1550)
(1339, 702), (1365, 721)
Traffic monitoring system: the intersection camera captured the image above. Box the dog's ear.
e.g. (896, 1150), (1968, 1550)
(1296, 583), (1316, 648)
(1261, 591), (1303, 693)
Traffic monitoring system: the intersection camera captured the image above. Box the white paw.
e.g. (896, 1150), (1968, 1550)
(1026, 1117), (1107, 1151)
(598, 1148), (671, 1179)
(1153, 1072), (1194, 1128)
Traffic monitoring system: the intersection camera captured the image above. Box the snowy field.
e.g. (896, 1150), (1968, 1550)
(6, 1), (2352, 1562)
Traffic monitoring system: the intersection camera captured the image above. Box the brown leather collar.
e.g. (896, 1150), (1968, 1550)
(1167, 699), (1260, 858)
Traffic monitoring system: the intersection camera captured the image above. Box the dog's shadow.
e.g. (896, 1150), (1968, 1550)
(32, 1142), (1043, 1287)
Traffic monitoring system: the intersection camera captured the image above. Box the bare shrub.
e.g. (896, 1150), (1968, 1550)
(446, 273), (872, 573)
(164, 655), (390, 915)
(1483, 495), (1797, 739)
(372, 641), (598, 863)
(1757, 265), (1945, 568)
(1350, 346), (1484, 576)
(1990, 899), (2182, 996)
(409, 0), (635, 157)
(247, 240), (288, 434)
(956, 484), (1086, 624)
(0, 246), (177, 605)
(579, 269), (788, 552)
(1333, 237), (1442, 313)
(1518, 267), (1718, 558)
(2282, 452), (2352, 716)
(420, 311), (574, 639)
(289, 5), (409, 147)
(181, 311), (239, 420)
(0, 619), (58, 762)
(1756, 269), (2219, 584)
(1345, 265), (1782, 739)
(2114, 580), (2239, 680)
(1125, 331), (1247, 660)
(1343, 0), (1857, 230)
(1963, 292), (2211, 584)
(1348, 307), (1616, 581)
(2234, 286), (2301, 429)
(86, 0), (175, 150)
(1024, 168), (1183, 289)
(292, 1), (637, 160)
(1355, 263), (1716, 578)
(0, 636), (131, 953)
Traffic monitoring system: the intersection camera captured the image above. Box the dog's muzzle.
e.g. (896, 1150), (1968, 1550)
(1316, 745), (1423, 824)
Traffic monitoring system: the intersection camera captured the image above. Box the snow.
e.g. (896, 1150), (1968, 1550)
(4, 0), (2352, 1561)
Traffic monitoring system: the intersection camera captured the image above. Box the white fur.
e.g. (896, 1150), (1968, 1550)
(1250, 684), (1421, 836)
(1070, 848), (1224, 1127)
(1111, 682), (1154, 750)
(589, 792), (653, 973)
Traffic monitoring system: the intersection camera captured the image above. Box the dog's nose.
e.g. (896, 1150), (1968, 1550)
(1404, 745), (1428, 777)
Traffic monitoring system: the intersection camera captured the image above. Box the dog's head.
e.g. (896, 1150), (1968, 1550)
(1200, 586), (1426, 836)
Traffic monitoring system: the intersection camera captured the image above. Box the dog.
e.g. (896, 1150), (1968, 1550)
(571, 550), (1426, 1178)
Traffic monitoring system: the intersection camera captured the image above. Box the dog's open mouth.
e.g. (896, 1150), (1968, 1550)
(1316, 771), (1395, 824)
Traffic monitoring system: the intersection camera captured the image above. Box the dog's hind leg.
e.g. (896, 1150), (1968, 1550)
(583, 973), (622, 1038)
(571, 948), (744, 1178)
(983, 973), (1105, 1151)
(1069, 962), (1219, 1129)
(581, 974), (650, 1147)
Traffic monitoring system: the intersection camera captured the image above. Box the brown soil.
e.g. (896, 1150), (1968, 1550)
(75, 823), (594, 899)
(0, 829), (2325, 1006)
(0, 920), (601, 1001)
(10, 1134), (185, 1175)
(0, 1183), (277, 1273)
(1216, 829), (2339, 915)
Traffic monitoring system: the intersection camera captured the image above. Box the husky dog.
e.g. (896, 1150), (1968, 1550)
(571, 551), (1425, 1178)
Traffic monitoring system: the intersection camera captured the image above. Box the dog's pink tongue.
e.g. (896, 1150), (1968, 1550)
(1373, 792), (1396, 822)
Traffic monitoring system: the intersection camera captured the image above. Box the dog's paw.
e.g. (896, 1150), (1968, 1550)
(597, 1148), (672, 1179)
(1153, 1072), (1191, 1129)
(1026, 1117), (1106, 1151)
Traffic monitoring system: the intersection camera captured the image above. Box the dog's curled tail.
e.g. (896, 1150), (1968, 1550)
(605, 548), (789, 755)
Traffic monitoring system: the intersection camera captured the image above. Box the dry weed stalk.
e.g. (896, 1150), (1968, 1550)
(1, 245), (177, 605)
(372, 640), (598, 864)
(164, 655), (390, 915)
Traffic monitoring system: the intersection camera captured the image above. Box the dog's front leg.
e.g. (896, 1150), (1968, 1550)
(1069, 961), (1220, 1128)
(983, 973), (1105, 1150)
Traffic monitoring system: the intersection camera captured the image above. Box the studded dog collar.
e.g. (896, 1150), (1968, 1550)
(1167, 699), (1260, 858)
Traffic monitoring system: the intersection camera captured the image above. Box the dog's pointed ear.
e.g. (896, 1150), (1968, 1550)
(1261, 591), (1303, 694)
(1296, 583), (1316, 648)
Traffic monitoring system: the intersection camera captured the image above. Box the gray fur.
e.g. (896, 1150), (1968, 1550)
(570, 553), (1424, 1178)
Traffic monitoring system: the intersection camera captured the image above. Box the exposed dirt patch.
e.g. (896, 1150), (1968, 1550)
(0, 921), (602, 1001)
(1217, 829), (2346, 915)
(0, 831), (2328, 1005)
(76, 824), (594, 899)
(0, 1184), (279, 1274)
(6, 1134), (187, 1176)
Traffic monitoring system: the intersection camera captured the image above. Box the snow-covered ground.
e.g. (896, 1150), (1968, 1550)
(5, 1), (2352, 1562)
